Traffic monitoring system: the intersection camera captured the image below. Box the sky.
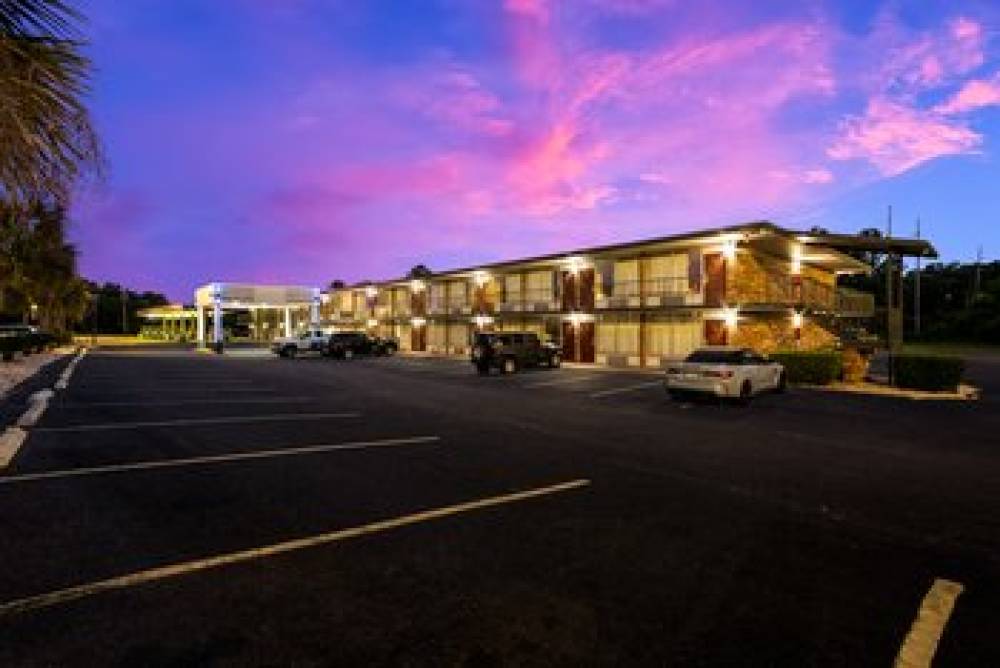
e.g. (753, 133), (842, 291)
(72, 0), (1000, 302)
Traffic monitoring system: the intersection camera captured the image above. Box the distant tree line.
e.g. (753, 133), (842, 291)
(81, 282), (170, 335)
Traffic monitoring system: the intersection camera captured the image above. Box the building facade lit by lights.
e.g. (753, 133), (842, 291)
(141, 222), (934, 365)
(321, 221), (935, 367)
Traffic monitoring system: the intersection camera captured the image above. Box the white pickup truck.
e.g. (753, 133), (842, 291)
(271, 329), (330, 358)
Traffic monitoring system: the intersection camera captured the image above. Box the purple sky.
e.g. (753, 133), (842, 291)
(73, 0), (1000, 302)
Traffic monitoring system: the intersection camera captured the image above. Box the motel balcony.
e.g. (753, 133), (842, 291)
(835, 287), (876, 317)
(447, 297), (472, 315)
(595, 278), (702, 309)
(497, 288), (560, 313)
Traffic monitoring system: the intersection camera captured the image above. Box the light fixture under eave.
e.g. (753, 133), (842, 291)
(566, 312), (594, 325)
(565, 255), (585, 274)
(365, 285), (378, 298)
(792, 311), (804, 329)
(411, 317), (426, 327)
(722, 239), (738, 260)
(723, 307), (739, 329)
(473, 314), (494, 327)
(472, 270), (490, 287)
(410, 279), (425, 292)
(366, 319), (378, 327)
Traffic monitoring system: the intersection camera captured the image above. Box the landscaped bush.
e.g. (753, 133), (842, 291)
(768, 350), (843, 385)
(892, 354), (965, 392)
(0, 335), (24, 362)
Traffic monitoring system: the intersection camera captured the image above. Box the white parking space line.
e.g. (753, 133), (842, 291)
(0, 428), (27, 468)
(894, 578), (964, 668)
(590, 380), (664, 398)
(0, 478), (590, 617)
(60, 397), (318, 408)
(0, 435), (442, 485)
(32, 413), (360, 433)
(524, 375), (599, 389)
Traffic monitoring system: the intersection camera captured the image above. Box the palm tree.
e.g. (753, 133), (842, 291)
(0, 0), (101, 206)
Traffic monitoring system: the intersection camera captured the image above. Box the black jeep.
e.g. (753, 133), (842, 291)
(471, 331), (561, 375)
(325, 331), (397, 359)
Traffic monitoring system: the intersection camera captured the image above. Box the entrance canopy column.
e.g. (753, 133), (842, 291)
(197, 307), (206, 347)
(284, 307), (293, 337)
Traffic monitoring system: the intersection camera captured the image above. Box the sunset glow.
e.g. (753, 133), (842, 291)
(74, 1), (1000, 299)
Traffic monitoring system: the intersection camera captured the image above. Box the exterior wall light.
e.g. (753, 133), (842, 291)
(792, 311), (804, 329)
(365, 285), (378, 298)
(723, 306), (739, 330)
(473, 271), (489, 287)
(722, 239), (738, 261)
(565, 256), (585, 274)
(410, 279), (425, 292)
(411, 317), (426, 327)
(567, 312), (594, 325)
(790, 246), (803, 275)
(473, 314), (494, 327)
(366, 318), (378, 327)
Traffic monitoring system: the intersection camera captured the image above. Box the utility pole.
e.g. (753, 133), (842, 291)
(121, 286), (128, 334)
(885, 205), (898, 385)
(973, 245), (983, 304)
(914, 218), (921, 337)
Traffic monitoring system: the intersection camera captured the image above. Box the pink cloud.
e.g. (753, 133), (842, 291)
(827, 98), (981, 176)
(936, 74), (1000, 115)
(827, 15), (992, 176)
(503, 0), (549, 24)
(802, 169), (834, 185)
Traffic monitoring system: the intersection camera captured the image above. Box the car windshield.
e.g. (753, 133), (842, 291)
(685, 349), (744, 364)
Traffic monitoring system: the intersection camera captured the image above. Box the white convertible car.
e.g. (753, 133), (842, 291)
(665, 346), (787, 402)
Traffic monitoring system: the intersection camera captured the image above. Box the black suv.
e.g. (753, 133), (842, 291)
(471, 331), (561, 375)
(325, 331), (398, 359)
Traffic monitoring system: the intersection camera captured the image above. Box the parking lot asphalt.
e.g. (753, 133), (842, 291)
(1, 347), (998, 666)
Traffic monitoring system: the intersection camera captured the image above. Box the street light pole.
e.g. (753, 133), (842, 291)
(914, 218), (921, 338)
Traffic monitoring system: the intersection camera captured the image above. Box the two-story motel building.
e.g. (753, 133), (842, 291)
(319, 221), (935, 368)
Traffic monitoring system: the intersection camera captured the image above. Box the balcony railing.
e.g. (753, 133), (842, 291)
(836, 287), (875, 316)
(499, 288), (558, 312)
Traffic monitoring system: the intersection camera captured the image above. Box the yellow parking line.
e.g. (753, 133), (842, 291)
(0, 478), (591, 617)
(894, 578), (964, 668)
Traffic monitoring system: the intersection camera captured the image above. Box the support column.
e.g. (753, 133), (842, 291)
(213, 301), (223, 348)
(310, 289), (321, 328)
(197, 306), (206, 348)
(284, 307), (293, 338)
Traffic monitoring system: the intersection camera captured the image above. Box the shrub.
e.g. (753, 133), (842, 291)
(0, 334), (23, 362)
(892, 354), (964, 392)
(841, 347), (870, 384)
(768, 350), (843, 385)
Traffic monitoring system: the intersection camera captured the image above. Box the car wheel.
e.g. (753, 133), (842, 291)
(286, 347), (297, 359)
(668, 389), (685, 401)
(549, 353), (561, 368)
(344, 348), (354, 360)
(739, 380), (753, 405)
(775, 372), (787, 393)
(501, 357), (518, 375)
(476, 363), (490, 376)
